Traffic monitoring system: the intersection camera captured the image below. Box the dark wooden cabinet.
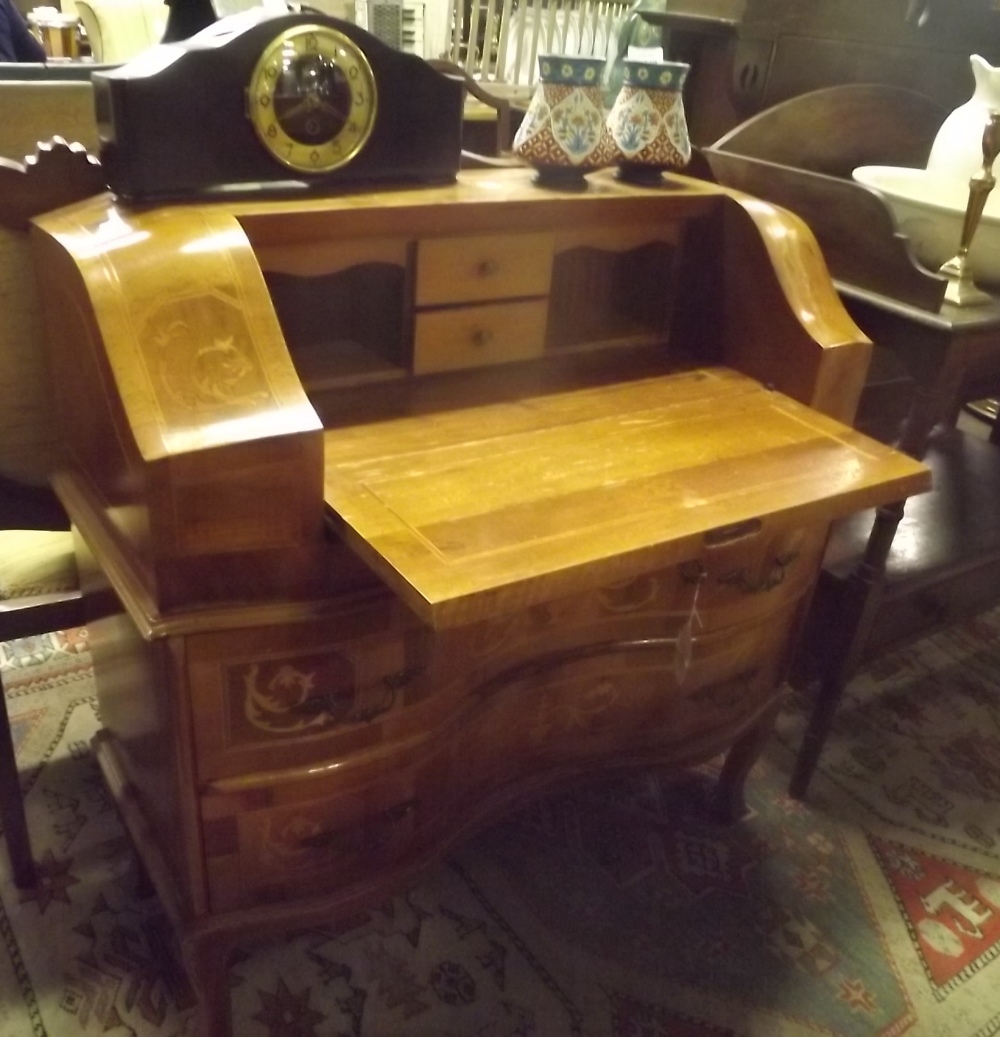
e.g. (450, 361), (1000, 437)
(658, 0), (1000, 143)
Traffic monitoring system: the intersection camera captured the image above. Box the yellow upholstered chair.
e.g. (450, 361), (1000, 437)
(72, 0), (167, 63)
(0, 140), (104, 888)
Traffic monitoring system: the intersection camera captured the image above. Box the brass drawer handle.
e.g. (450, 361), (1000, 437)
(476, 258), (500, 277)
(680, 551), (801, 592)
(470, 327), (494, 347)
(718, 551), (800, 594)
(704, 519), (763, 546)
(284, 666), (423, 725)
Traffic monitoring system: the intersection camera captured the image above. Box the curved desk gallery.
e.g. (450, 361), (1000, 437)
(29, 168), (928, 1035)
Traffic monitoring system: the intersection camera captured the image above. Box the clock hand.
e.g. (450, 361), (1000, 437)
(277, 96), (315, 120)
(317, 98), (350, 121)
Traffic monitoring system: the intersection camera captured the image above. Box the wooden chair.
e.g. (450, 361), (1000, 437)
(428, 58), (514, 155)
(0, 140), (105, 887)
(71, 0), (167, 63)
(445, 0), (633, 103)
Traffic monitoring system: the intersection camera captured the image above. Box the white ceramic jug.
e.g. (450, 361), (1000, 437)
(927, 54), (1000, 180)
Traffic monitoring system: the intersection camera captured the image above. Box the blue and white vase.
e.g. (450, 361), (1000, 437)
(607, 59), (691, 184)
(513, 55), (619, 188)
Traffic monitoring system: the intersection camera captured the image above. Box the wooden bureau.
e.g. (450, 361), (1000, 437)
(29, 169), (928, 1034)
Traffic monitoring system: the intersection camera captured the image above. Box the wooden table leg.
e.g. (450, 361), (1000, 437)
(712, 699), (783, 824)
(183, 928), (237, 1037)
(0, 689), (36, 888)
(789, 499), (906, 799)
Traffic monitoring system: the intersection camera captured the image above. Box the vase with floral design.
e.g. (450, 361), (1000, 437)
(607, 58), (691, 184)
(513, 55), (619, 188)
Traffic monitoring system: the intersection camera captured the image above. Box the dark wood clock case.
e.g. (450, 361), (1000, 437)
(92, 11), (465, 201)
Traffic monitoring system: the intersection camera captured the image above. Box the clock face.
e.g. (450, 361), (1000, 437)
(247, 25), (377, 175)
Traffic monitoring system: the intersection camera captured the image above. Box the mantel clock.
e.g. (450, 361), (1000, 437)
(93, 11), (464, 201)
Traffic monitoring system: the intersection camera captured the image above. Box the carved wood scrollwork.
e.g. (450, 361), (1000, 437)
(235, 657), (424, 740)
(0, 138), (105, 233)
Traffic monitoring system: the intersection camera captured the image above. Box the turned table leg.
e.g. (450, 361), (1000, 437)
(789, 499), (905, 799)
(0, 691), (36, 888)
(183, 929), (237, 1037)
(712, 699), (783, 824)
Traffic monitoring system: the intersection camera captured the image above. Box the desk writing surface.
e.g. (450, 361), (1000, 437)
(322, 367), (929, 627)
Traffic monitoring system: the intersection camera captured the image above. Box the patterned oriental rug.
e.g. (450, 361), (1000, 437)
(2, 607), (1000, 1037)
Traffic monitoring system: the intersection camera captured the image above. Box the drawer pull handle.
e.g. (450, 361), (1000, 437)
(719, 551), (800, 594)
(283, 667), (423, 726)
(704, 519), (762, 546)
(470, 327), (494, 347)
(297, 797), (419, 853)
(476, 259), (500, 277)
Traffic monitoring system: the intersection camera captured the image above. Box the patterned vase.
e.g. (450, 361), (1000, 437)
(513, 55), (619, 189)
(606, 59), (691, 184)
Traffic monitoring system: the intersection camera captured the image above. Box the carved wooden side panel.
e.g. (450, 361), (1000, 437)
(32, 197), (329, 609)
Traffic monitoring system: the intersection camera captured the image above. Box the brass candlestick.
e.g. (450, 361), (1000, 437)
(939, 110), (1000, 306)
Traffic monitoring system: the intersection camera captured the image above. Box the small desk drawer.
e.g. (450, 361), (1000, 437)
(202, 766), (427, 912)
(413, 299), (548, 374)
(416, 233), (554, 305)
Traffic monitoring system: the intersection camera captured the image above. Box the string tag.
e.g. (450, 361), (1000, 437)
(674, 574), (704, 684)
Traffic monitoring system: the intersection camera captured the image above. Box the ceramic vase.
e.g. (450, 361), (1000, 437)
(161, 0), (217, 43)
(513, 55), (619, 188)
(607, 58), (691, 184)
(927, 54), (1000, 181)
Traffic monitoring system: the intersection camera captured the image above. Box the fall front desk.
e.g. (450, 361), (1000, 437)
(31, 169), (927, 1033)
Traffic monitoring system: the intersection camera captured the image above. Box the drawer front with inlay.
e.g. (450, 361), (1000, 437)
(675, 518), (829, 631)
(187, 592), (432, 782)
(200, 596), (801, 913)
(202, 762), (432, 912)
(413, 299), (548, 373)
(415, 233), (554, 305)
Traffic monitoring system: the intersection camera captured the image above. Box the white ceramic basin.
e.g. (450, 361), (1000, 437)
(853, 164), (1000, 286)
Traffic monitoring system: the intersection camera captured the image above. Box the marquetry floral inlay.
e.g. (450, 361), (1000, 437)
(226, 648), (406, 745)
(142, 293), (271, 417)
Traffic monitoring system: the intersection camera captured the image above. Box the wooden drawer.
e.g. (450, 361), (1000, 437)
(434, 518), (830, 684)
(672, 517), (829, 630)
(200, 599), (798, 913)
(413, 299), (548, 374)
(202, 760), (433, 912)
(440, 605), (799, 793)
(187, 591), (432, 782)
(415, 233), (554, 305)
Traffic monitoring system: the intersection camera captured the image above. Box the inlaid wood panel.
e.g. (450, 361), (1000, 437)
(199, 599), (799, 912)
(322, 367), (928, 628)
(187, 589), (431, 782)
